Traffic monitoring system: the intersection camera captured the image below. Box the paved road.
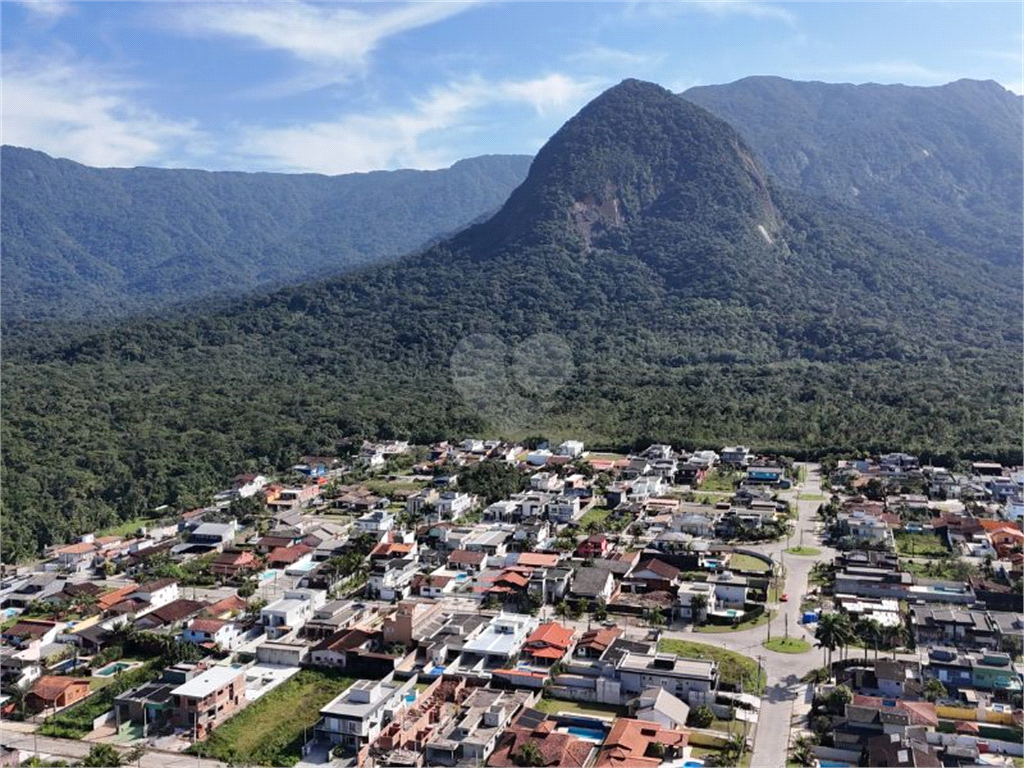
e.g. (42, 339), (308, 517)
(0, 730), (228, 768)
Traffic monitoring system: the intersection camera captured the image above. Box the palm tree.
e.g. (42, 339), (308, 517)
(814, 613), (852, 672)
(690, 594), (708, 624)
(853, 617), (882, 662)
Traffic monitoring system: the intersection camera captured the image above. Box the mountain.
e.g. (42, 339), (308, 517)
(683, 76), (1024, 266)
(0, 147), (532, 321)
(2, 79), (1020, 561)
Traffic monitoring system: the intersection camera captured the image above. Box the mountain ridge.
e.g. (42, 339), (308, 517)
(1, 78), (1020, 561)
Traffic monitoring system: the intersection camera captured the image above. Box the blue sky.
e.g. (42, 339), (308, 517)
(3, 1), (1021, 173)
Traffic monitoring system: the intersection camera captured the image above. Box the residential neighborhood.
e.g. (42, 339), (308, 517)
(1, 441), (1021, 768)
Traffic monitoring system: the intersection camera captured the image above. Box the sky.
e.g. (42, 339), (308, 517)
(2, 1), (1021, 174)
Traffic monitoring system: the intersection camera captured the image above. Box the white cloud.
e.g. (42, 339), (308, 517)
(12, 0), (74, 20)
(2, 55), (205, 168)
(176, 1), (477, 74)
(625, 0), (795, 25)
(567, 45), (659, 68)
(237, 74), (603, 174)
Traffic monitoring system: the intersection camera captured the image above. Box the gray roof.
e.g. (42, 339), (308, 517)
(571, 567), (613, 596)
(635, 687), (691, 726)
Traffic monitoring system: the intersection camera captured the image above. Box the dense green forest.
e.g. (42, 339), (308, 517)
(2, 79), (1020, 561)
(684, 76), (1024, 266)
(0, 147), (531, 321)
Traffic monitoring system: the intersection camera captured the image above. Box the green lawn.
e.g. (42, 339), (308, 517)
(785, 546), (820, 556)
(534, 697), (625, 718)
(695, 610), (774, 634)
(578, 507), (612, 528)
(729, 554), (771, 572)
(900, 558), (976, 581)
(96, 517), (153, 538)
(894, 531), (948, 557)
(798, 492), (824, 501)
(763, 637), (812, 654)
(657, 639), (765, 694)
(196, 670), (354, 766)
(709, 717), (748, 736)
(699, 470), (741, 492)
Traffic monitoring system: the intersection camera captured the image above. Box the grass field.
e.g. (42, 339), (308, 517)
(578, 506), (612, 528)
(729, 554), (771, 572)
(96, 517), (153, 538)
(763, 637), (812, 654)
(798, 492), (825, 501)
(196, 670), (353, 766)
(534, 697), (625, 718)
(894, 531), (948, 557)
(700, 470), (741, 493)
(695, 610), (774, 634)
(785, 547), (820, 556)
(657, 639), (765, 695)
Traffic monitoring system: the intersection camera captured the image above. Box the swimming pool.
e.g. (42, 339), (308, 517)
(560, 726), (605, 743)
(259, 569), (278, 582)
(95, 661), (132, 677)
(683, 761), (705, 768)
(404, 693), (416, 704)
(817, 762), (852, 768)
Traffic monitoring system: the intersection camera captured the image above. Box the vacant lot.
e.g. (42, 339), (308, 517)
(534, 697), (625, 718)
(657, 639), (765, 694)
(785, 546), (820, 556)
(894, 531), (948, 556)
(696, 610), (774, 635)
(578, 506), (612, 528)
(196, 670), (353, 766)
(729, 553), (771, 572)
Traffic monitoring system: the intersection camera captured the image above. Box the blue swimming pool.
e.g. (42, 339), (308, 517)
(683, 761), (705, 768)
(561, 726), (605, 742)
(818, 761), (852, 768)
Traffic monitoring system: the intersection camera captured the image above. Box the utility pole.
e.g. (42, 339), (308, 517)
(785, 612), (789, 640)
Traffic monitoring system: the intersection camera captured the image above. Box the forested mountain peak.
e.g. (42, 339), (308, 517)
(0, 145), (532, 322)
(476, 78), (781, 252)
(682, 76), (1023, 265)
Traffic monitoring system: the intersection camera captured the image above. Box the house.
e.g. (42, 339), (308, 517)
(720, 446), (752, 468)
(424, 688), (535, 767)
(2, 620), (58, 649)
(487, 708), (593, 768)
(231, 473), (268, 497)
(436, 492), (476, 520)
(548, 495), (582, 524)
(676, 582), (716, 622)
(594, 717), (690, 768)
(745, 465), (784, 485)
(528, 568), (573, 604)
(261, 589), (326, 639)
(406, 488), (439, 517)
(314, 675), (418, 754)
(354, 510), (395, 535)
(615, 651), (718, 705)
(383, 600), (445, 647)
(462, 613), (539, 663)
(188, 521), (237, 549)
(448, 549), (486, 573)
(630, 686), (691, 730)
(210, 550), (260, 579)
(576, 534), (608, 559)
(627, 559), (680, 591)
(568, 567), (616, 605)
(508, 552), (560, 570)
(575, 627), (622, 659)
(265, 544), (313, 570)
(181, 618), (242, 650)
(309, 628), (374, 668)
(129, 579), (180, 611)
(522, 622), (575, 666)
(555, 440), (585, 458)
(134, 599), (208, 631)
(27, 676), (92, 712)
(51, 540), (101, 572)
(170, 666), (245, 739)
(368, 557), (419, 601)
(710, 572), (748, 609)
(513, 521), (550, 551)
(865, 733), (941, 768)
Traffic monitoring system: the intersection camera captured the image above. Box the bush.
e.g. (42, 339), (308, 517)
(687, 705), (715, 728)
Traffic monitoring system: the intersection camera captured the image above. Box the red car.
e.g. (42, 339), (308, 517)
(780, 593), (789, 602)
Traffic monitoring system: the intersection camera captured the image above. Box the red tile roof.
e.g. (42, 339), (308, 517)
(516, 552), (559, 568)
(188, 618), (227, 634)
(30, 676), (90, 703)
(577, 627), (621, 653)
(487, 718), (593, 767)
(266, 544), (313, 565)
(449, 549), (486, 566)
(202, 595), (247, 618)
(526, 622), (575, 651)
(852, 695), (938, 727)
(595, 718), (689, 768)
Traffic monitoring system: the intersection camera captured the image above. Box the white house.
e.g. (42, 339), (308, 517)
(182, 618), (243, 650)
(232, 474), (268, 498)
(1005, 495), (1024, 523)
(261, 589), (326, 639)
(548, 495), (582, 524)
(720, 447), (752, 468)
(526, 450), (552, 466)
(677, 582), (716, 621)
(462, 612), (539, 662)
(530, 472), (564, 492)
(354, 510), (395, 535)
(629, 476), (666, 501)
(368, 558), (418, 601)
(131, 579), (179, 611)
(436, 492), (476, 520)
(314, 675), (417, 754)
(555, 440), (585, 458)
(710, 572), (748, 609)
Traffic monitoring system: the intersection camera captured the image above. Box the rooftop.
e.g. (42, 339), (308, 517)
(170, 666), (242, 699)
